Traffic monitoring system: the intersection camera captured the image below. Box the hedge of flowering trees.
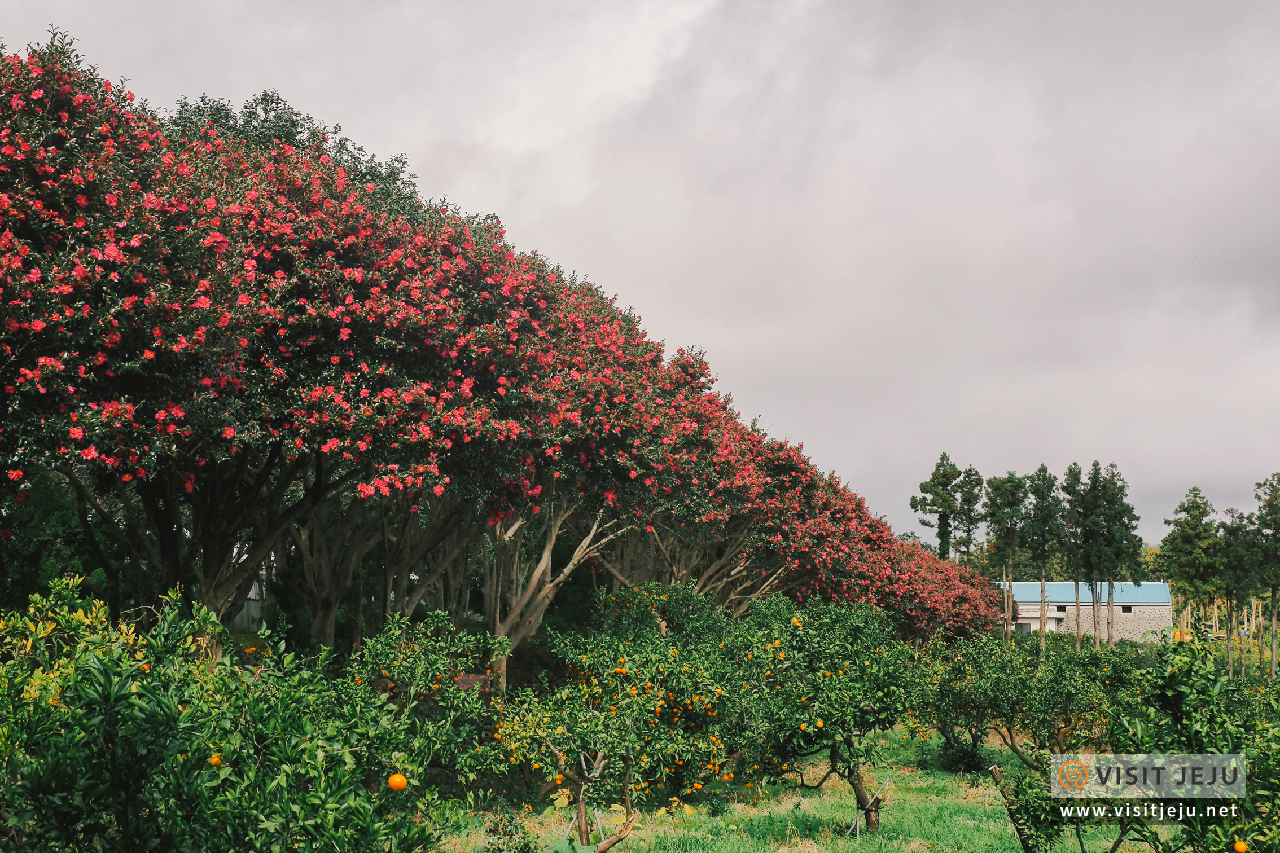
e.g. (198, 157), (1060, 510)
(0, 35), (1000, 656)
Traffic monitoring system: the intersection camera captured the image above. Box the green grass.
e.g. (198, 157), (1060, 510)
(445, 732), (1155, 853)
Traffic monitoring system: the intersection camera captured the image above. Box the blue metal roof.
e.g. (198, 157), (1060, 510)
(1007, 581), (1171, 605)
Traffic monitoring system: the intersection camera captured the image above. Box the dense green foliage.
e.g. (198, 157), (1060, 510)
(1109, 630), (1278, 851)
(0, 578), (493, 851)
(0, 574), (1276, 852)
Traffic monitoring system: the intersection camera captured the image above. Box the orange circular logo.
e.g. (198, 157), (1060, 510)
(1058, 760), (1089, 791)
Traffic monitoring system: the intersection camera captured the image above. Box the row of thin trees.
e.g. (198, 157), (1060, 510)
(912, 455), (1143, 650)
(1162, 476), (1280, 679)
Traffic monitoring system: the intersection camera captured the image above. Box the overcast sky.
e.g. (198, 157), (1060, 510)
(6, 1), (1280, 544)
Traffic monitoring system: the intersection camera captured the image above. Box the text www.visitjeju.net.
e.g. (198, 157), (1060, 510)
(1056, 802), (1243, 821)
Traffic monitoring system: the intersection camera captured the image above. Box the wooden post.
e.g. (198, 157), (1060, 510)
(1258, 598), (1264, 672)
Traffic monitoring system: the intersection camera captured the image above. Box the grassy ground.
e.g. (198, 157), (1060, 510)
(441, 731), (1153, 853)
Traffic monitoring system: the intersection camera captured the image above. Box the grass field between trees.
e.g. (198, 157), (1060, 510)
(444, 732), (1160, 853)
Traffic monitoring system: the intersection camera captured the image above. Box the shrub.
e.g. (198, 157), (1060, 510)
(0, 578), (484, 852)
(1109, 629), (1279, 852)
(476, 810), (538, 853)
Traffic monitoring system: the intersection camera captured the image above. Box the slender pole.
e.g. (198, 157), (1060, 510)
(1257, 598), (1264, 672)
(1226, 602), (1234, 679)
(1264, 584), (1274, 676)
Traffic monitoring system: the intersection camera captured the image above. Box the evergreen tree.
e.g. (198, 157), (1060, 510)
(1060, 463), (1087, 650)
(1217, 508), (1261, 677)
(1096, 464), (1142, 647)
(910, 453), (962, 560)
(984, 471), (1028, 643)
(1255, 474), (1280, 679)
(1160, 487), (1222, 615)
(1023, 464), (1065, 649)
(952, 466), (986, 565)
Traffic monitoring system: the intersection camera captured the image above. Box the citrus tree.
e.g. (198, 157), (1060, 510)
(494, 585), (733, 851)
(0, 577), (495, 851)
(729, 597), (910, 831)
(1109, 630), (1278, 852)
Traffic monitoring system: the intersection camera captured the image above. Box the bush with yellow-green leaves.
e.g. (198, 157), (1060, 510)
(0, 578), (499, 852)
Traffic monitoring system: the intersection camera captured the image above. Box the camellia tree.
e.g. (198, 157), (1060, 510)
(0, 35), (555, 626)
(477, 278), (717, 689)
(2, 34), (1006, 650)
(588, 372), (777, 608)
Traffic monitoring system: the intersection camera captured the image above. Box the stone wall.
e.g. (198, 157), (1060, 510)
(1052, 603), (1171, 642)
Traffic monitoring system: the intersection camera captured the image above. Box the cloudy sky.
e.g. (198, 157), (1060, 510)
(5, 1), (1280, 544)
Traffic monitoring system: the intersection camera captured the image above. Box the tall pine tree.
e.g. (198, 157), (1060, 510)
(910, 453), (962, 560)
(984, 471), (1029, 643)
(1023, 464), (1065, 649)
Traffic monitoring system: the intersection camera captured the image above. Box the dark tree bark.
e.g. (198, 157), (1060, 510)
(850, 766), (882, 832)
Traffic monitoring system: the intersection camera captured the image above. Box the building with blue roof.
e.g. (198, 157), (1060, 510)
(1005, 581), (1172, 642)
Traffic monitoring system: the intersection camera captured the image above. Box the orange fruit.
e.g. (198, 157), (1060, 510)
(209, 754), (222, 767)
(388, 773), (408, 791)
(1233, 842), (1248, 852)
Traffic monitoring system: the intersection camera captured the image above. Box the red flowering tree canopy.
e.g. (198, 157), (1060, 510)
(1, 35), (997, 636)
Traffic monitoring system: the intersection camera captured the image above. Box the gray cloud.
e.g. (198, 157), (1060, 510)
(5, 0), (1280, 541)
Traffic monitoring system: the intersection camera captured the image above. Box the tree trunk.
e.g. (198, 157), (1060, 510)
(938, 512), (952, 562)
(1039, 565), (1047, 651)
(484, 501), (630, 691)
(1257, 598), (1263, 672)
(310, 597), (340, 647)
(352, 569), (364, 650)
(1074, 580), (1082, 652)
(1092, 581), (1100, 650)
(73, 485), (120, 623)
(288, 495), (378, 646)
(989, 765), (1036, 853)
(850, 766), (881, 832)
(1006, 548), (1014, 643)
(1107, 580), (1114, 647)
(575, 780), (591, 847)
